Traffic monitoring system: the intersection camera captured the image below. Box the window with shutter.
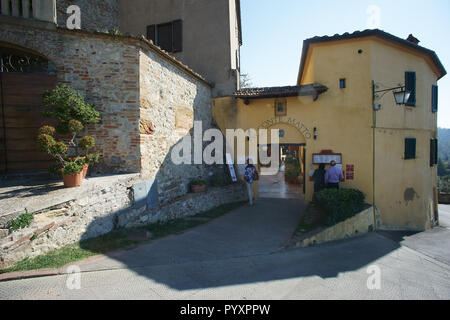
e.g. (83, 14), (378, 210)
(431, 85), (438, 113)
(147, 25), (156, 43)
(405, 72), (416, 106)
(172, 20), (183, 53)
(405, 138), (416, 160)
(146, 20), (183, 53)
(430, 139), (438, 166)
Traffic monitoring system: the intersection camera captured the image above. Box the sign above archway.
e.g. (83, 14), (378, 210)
(258, 116), (312, 140)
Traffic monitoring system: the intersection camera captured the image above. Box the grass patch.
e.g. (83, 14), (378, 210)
(0, 201), (246, 274)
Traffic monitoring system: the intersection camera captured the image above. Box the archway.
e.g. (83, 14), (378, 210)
(257, 122), (307, 199)
(0, 43), (57, 173)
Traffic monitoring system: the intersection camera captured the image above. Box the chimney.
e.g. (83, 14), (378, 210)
(406, 34), (420, 45)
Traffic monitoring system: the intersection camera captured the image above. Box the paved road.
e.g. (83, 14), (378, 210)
(439, 204), (450, 228)
(0, 202), (449, 300)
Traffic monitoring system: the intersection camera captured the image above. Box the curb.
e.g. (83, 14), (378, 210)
(0, 268), (60, 282)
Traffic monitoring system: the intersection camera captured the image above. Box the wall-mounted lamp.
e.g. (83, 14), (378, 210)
(314, 127), (318, 140)
(373, 82), (411, 109)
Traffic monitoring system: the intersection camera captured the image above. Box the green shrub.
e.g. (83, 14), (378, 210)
(38, 85), (101, 174)
(42, 85), (100, 135)
(62, 161), (84, 176)
(313, 188), (366, 227)
(285, 167), (300, 179)
(285, 155), (300, 167)
(9, 213), (34, 231)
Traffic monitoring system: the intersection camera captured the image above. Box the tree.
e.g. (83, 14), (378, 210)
(438, 159), (448, 177)
(240, 73), (253, 89)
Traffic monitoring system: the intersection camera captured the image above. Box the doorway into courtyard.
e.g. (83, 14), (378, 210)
(258, 144), (306, 199)
(0, 44), (57, 173)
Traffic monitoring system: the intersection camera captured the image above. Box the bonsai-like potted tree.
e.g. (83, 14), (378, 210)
(190, 177), (207, 193)
(37, 85), (101, 187)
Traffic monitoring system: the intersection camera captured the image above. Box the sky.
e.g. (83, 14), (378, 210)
(240, 0), (450, 128)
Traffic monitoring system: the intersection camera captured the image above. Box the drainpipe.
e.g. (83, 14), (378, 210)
(372, 81), (377, 230)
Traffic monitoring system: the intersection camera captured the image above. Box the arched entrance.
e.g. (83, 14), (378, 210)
(257, 122), (307, 199)
(0, 43), (57, 173)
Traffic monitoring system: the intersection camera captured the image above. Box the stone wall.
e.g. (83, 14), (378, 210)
(56, 0), (120, 32)
(0, 23), (141, 173)
(295, 207), (376, 248)
(0, 22), (214, 180)
(0, 180), (247, 269)
(139, 48), (221, 204)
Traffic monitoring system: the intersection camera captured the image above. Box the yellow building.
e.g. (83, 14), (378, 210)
(213, 29), (446, 231)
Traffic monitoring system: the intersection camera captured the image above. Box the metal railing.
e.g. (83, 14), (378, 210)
(0, 0), (56, 23)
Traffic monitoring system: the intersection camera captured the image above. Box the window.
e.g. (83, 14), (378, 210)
(404, 138), (416, 160)
(274, 99), (287, 116)
(431, 85), (438, 113)
(339, 78), (346, 89)
(147, 20), (183, 53)
(430, 139), (438, 166)
(405, 71), (416, 106)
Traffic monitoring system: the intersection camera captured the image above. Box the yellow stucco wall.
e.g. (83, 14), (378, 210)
(213, 36), (441, 231)
(370, 39), (438, 230)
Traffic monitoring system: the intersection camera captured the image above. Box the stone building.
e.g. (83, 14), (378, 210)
(0, 0), (248, 268)
(0, 0), (244, 203)
(120, 0), (242, 97)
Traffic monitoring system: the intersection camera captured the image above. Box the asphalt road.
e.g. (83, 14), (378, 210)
(0, 202), (449, 300)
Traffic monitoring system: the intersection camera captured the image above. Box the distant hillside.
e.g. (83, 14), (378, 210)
(438, 128), (450, 162)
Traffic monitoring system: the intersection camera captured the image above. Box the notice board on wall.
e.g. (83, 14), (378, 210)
(312, 152), (342, 164)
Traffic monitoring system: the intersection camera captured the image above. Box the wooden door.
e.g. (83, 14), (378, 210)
(0, 73), (57, 173)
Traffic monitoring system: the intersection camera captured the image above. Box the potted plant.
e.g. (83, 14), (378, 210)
(285, 167), (301, 185)
(37, 85), (101, 188)
(190, 178), (207, 193)
(211, 172), (232, 187)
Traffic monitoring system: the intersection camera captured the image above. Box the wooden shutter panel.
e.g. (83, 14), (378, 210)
(147, 25), (156, 43)
(172, 19), (183, 53)
(405, 72), (416, 106)
(431, 85), (438, 113)
(405, 138), (416, 159)
(430, 139), (438, 166)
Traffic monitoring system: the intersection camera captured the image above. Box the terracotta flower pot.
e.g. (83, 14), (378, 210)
(191, 184), (206, 193)
(82, 164), (89, 179)
(62, 171), (84, 188)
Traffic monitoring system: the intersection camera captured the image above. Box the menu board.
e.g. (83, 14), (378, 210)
(313, 154), (342, 164)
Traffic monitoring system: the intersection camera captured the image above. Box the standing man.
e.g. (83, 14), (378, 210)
(313, 163), (326, 193)
(325, 160), (344, 189)
(244, 158), (258, 206)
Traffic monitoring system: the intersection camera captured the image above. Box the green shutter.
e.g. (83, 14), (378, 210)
(405, 72), (416, 106)
(430, 139), (438, 166)
(431, 85), (438, 113)
(405, 138), (416, 159)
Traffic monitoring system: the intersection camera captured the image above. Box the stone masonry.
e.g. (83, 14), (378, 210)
(56, 0), (120, 32)
(0, 19), (241, 269)
(0, 176), (247, 269)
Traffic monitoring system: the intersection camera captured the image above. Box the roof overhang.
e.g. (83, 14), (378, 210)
(234, 84), (328, 101)
(297, 29), (447, 84)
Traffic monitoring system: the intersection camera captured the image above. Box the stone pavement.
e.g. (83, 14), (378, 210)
(0, 203), (449, 300)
